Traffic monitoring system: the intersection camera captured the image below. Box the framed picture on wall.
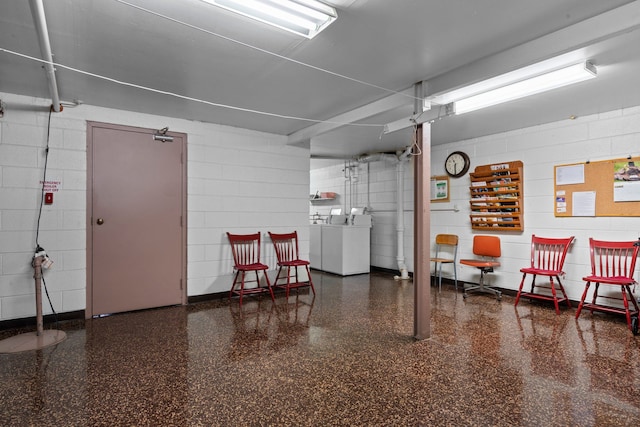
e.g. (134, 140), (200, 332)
(430, 175), (450, 202)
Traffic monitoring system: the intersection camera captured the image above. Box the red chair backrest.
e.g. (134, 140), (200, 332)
(227, 232), (262, 267)
(268, 231), (299, 264)
(472, 235), (501, 258)
(529, 235), (574, 271)
(589, 238), (639, 279)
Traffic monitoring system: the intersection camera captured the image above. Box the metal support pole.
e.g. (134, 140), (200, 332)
(32, 255), (44, 336)
(414, 123), (432, 340)
(413, 80), (431, 339)
(0, 256), (66, 353)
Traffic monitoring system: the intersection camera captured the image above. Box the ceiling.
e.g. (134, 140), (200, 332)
(2, 0), (640, 166)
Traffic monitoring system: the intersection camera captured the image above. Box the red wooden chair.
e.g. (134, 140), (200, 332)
(268, 231), (316, 299)
(515, 235), (574, 314)
(575, 238), (640, 331)
(460, 235), (502, 300)
(226, 232), (274, 306)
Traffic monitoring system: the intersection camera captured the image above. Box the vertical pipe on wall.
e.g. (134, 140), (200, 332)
(351, 162), (358, 209)
(366, 163), (370, 209)
(29, 0), (61, 112)
(394, 147), (412, 280)
(357, 148), (411, 279)
(343, 161), (349, 214)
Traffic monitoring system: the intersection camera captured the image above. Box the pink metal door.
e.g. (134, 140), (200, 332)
(88, 123), (185, 316)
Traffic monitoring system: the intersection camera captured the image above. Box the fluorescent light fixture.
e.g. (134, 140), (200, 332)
(202, 0), (337, 39)
(452, 61), (596, 114)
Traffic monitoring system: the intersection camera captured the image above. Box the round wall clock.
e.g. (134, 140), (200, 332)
(444, 151), (470, 178)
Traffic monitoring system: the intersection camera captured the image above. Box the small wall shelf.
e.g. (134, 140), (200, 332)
(310, 192), (337, 202)
(469, 160), (524, 231)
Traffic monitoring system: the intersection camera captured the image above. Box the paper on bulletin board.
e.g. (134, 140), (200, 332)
(572, 191), (596, 216)
(556, 164), (584, 185)
(556, 190), (566, 213)
(613, 160), (640, 202)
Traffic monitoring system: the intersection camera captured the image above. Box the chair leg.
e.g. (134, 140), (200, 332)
(621, 284), (633, 329)
(453, 263), (458, 291)
(514, 273), (527, 307)
(230, 270), (240, 299)
(431, 261), (437, 288)
(555, 276), (571, 308)
(239, 271), (246, 306)
(549, 276), (560, 315)
(628, 285), (640, 312)
(575, 281), (591, 318)
(626, 285), (640, 330)
(264, 270), (275, 301)
(464, 268), (501, 300)
(591, 283), (600, 314)
(529, 275), (537, 294)
(305, 266), (316, 295)
(285, 266), (292, 299)
(274, 266), (284, 295)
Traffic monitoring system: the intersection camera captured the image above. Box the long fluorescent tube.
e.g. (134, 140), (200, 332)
(452, 61), (597, 115)
(431, 52), (583, 105)
(202, 0), (337, 39)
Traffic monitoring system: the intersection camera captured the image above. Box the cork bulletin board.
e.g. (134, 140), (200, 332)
(554, 156), (640, 217)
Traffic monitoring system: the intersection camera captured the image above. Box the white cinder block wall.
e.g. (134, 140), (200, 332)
(311, 105), (640, 301)
(0, 92), (310, 321)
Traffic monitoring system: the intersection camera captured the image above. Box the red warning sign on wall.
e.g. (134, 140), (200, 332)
(40, 180), (61, 192)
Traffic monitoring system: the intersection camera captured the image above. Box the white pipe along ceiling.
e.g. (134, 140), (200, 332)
(28, 0), (61, 112)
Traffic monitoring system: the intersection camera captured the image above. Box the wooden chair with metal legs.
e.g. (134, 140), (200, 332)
(460, 235), (502, 300)
(430, 234), (459, 292)
(226, 232), (275, 306)
(515, 235), (574, 314)
(575, 238), (640, 332)
(268, 231), (316, 299)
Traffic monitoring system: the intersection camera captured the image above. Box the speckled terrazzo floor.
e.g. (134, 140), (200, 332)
(1, 271), (640, 426)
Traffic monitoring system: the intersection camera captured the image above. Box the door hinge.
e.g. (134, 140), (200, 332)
(180, 279), (183, 290)
(180, 215), (183, 227)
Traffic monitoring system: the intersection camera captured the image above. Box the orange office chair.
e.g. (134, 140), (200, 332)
(268, 231), (316, 299)
(430, 234), (459, 292)
(460, 235), (502, 300)
(515, 235), (574, 314)
(226, 232), (275, 306)
(575, 238), (640, 332)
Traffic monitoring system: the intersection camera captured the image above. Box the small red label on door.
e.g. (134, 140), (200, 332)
(45, 193), (53, 204)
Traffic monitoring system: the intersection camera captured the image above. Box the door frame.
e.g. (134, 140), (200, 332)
(86, 121), (188, 319)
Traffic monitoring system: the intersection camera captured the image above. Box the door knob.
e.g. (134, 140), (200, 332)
(96, 218), (104, 225)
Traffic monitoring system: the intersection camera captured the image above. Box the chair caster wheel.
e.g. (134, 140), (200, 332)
(632, 316), (639, 336)
(463, 293), (468, 299)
